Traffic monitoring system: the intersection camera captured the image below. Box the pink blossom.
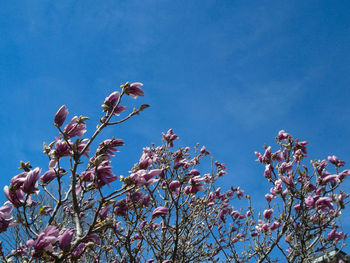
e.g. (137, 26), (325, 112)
(315, 197), (333, 210)
(322, 174), (338, 184)
(278, 162), (293, 174)
(95, 160), (118, 187)
(269, 221), (281, 231)
(152, 207), (169, 218)
(327, 228), (344, 241)
(4, 186), (25, 207)
(295, 139), (308, 154)
(53, 139), (71, 157)
(40, 170), (56, 184)
(130, 169), (162, 186)
(263, 209), (274, 219)
(256, 220), (270, 233)
(169, 180), (181, 194)
(256, 147), (272, 164)
(80, 160), (118, 187)
(189, 169), (200, 176)
(277, 130), (291, 140)
(265, 193), (275, 203)
(72, 243), (85, 258)
(263, 146), (272, 163)
(162, 129), (178, 147)
(125, 82), (144, 98)
(9, 172), (28, 190)
(338, 170), (350, 181)
(22, 168), (41, 194)
(280, 174), (294, 188)
(76, 138), (90, 157)
(64, 116), (87, 138)
(114, 199), (128, 217)
(8, 168), (40, 195)
(102, 91), (128, 114)
(316, 159), (329, 175)
(184, 176), (204, 194)
(270, 179), (283, 195)
(271, 150), (283, 162)
(200, 146), (210, 155)
(236, 187), (245, 199)
(0, 205), (13, 233)
(27, 226), (59, 256)
(59, 229), (75, 251)
(97, 138), (124, 157)
(264, 164), (272, 178)
(328, 155), (345, 167)
(294, 204), (301, 212)
(305, 196), (315, 207)
(54, 105), (69, 127)
(99, 206), (111, 220)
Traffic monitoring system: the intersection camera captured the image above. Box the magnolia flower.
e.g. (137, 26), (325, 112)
(270, 179), (283, 195)
(280, 174), (294, 188)
(231, 211), (245, 219)
(256, 220), (270, 233)
(152, 207), (169, 218)
(95, 160), (118, 187)
(162, 129), (178, 147)
(26, 226), (59, 256)
(269, 221), (281, 231)
(169, 181), (181, 194)
(265, 193), (275, 203)
(59, 229), (75, 251)
(4, 186), (25, 207)
(338, 170), (350, 181)
(0, 205), (13, 233)
(294, 204), (301, 212)
(7, 167), (41, 197)
(184, 176), (204, 194)
(64, 116), (87, 138)
(115, 199), (128, 217)
(54, 105), (69, 127)
(72, 243), (85, 258)
(264, 164), (272, 178)
(322, 174), (338, 184)
(105, 91), (120, 105)
(10, 172), (28, 189)
(263, 209), (274, 220)
(277, 130), (291, 140)
(81, 160), (118, 188)
(278, 162), (293, 174)
(315, 197), (333, 210)
(305, 196), (315, 207)
(22, 168), (41, 194)
(327, 228), (344, 241)
(99, 206), (111, 220)
(328, 155), (345, 167)
(200, 146), (210, 155)
(130, 169), (162, 186)
(295, 139), (308, 153)
(40, 170), (56, 184)
(97, 138), (124, 157)
(124, 82), (144, 98)
(102, 91), (127, 115)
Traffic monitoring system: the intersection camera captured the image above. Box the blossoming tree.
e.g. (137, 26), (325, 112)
(0, 82), (348, 262)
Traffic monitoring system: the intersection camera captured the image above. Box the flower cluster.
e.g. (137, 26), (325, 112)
(0, 83), (348, 263)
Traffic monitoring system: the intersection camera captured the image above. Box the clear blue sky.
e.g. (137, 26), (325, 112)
(1, 0), (350, 251)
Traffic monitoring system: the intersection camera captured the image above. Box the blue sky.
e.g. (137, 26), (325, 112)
(1, 0), (350, 254)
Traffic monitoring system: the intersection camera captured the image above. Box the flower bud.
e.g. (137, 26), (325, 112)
(54, 105), (68, 127)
